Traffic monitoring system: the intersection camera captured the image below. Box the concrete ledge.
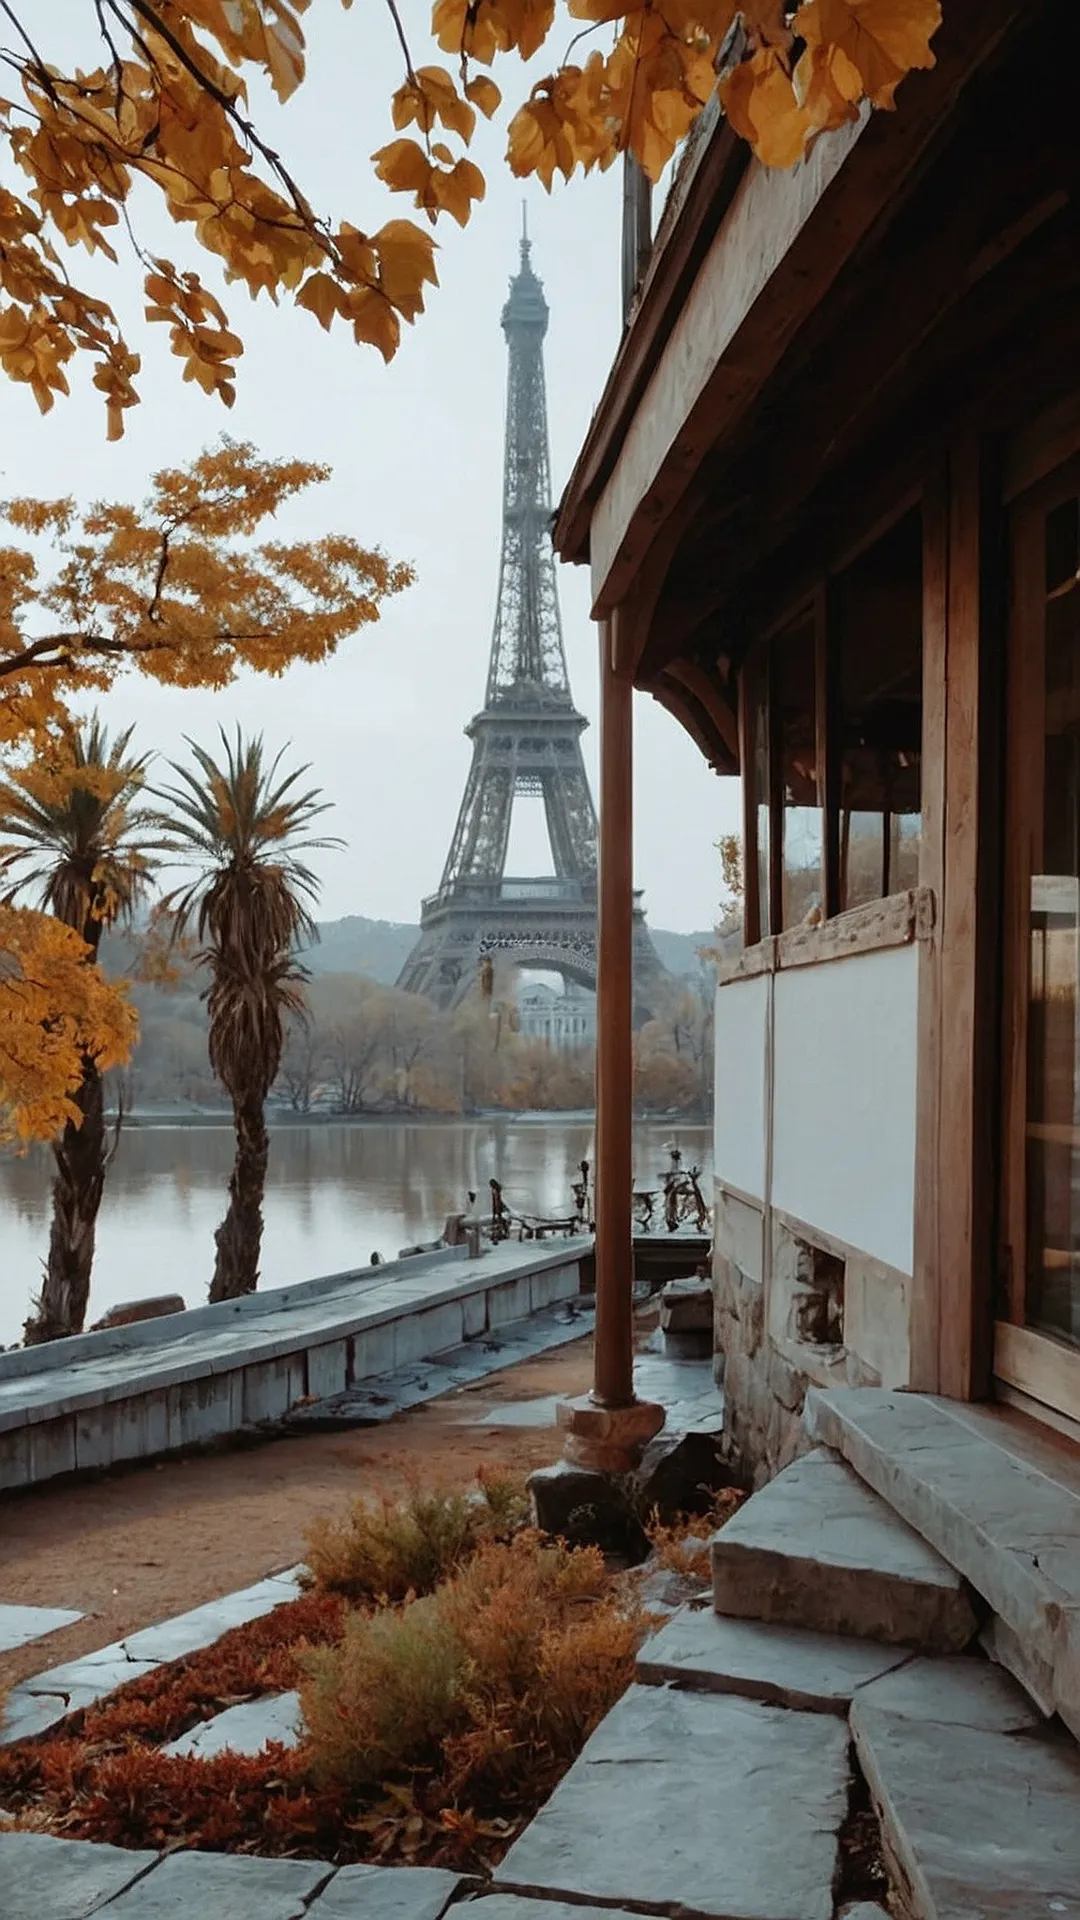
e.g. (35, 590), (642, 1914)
(805, 1387), (1080, 1738)
(0, 1241), (586, 1492)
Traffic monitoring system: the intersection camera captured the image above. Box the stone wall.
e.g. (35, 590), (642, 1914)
(712, 1182), (908, 1489)
(713, 1250), (812, 1489)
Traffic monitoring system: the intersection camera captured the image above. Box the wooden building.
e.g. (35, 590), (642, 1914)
(553, 0), (1080, 1482)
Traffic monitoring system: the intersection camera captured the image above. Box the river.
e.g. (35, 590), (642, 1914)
(0, 1117), (712, 1347)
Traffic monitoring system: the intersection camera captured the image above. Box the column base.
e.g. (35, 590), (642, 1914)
(556, 1393), (666, 1473)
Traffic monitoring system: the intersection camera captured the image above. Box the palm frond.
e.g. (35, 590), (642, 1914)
(0, 714), (164, 938)
(153, 728), (341, 1104)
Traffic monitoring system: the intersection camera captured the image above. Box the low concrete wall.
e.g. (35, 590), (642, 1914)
(0, 1242), (586, 1493)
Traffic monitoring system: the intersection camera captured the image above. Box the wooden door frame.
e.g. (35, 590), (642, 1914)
(994, 446), (1080, 1425)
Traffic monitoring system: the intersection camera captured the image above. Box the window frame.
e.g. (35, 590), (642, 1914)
(739, 508), (923, 947)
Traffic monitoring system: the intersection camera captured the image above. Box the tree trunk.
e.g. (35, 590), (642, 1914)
(209, 1092), (268, 1301)
(24, 1055), (106, 1345)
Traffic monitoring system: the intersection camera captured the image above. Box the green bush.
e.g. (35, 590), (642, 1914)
(304, 1474), (527, 1605)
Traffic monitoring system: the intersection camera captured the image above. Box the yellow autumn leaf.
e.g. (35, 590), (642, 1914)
(296, 270), (344, 330)
(415, 66), (477, 141)
(465, 75), (502, 117)
(373, 219), (439, 319)
(434, 157), (486, 226)
(432, 0), (507, 65)
(345, 285), (401, 361)
(720, 46), (813, 166)
(372, 137), (433, 195)
(795, 0), (941, 108)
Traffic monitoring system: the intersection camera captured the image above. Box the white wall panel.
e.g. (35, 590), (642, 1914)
(771, 944), (918, 1273)
(713, 972), (769, 1203)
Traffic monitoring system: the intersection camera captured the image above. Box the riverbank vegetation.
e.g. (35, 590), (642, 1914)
(106, 955), (715, 1123)
(0, 1475), (736, 1870)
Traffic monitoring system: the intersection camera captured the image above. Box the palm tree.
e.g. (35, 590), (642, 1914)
(155, 730), (338, 1302)
(0, 719), (159, 1343)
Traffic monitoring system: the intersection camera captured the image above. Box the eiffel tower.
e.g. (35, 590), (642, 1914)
(398, 221), (663, 1015)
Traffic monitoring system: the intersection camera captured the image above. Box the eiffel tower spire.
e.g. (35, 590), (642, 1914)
(397, 232), (663, 1013)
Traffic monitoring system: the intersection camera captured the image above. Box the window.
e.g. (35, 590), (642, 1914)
(741, 509), (923, 942)
(775, 612), (824, 928)
(748, 650), (772, 939)
(833, 511), (923, 910)
(1025, 494), (1080, 1343)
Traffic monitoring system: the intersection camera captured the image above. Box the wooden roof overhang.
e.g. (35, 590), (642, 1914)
(553, 0), (1049, 777)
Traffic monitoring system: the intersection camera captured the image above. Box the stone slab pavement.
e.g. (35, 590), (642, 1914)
(495, 1681), (849, 1920)
(286, 1300), (595, 1429)
(164, 1689), (302, 1758)
(0, 1601), (83, 1653)
(0, 1834), (466, 1920)
(852, 1699), (1080, 1918)
(0, 1567), (303, 1746)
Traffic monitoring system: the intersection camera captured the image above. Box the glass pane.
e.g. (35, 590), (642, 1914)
(751, 657), (771, 939)
(1025, 496), (1080, 1343)
(835, 510), (923, 911)
(775, 614), (823, 928)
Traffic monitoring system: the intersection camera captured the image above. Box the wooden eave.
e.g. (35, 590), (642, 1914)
(552, 106), (748, 569)
(555, 0), (1030, 620)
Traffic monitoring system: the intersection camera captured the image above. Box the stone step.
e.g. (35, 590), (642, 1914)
(636, 1605), (910, 1712)
(806, 1386), (1080, 1735)
(710, 1448), (979, 1650)
(851, 1696), (1080, 1917)
(495, 1681), (849, 1920)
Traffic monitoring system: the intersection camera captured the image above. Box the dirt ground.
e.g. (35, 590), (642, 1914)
(0, 1339), (596, 1693)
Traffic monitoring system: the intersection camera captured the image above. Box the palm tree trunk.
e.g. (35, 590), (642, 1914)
(210, 1092), (268, 1301)
(24, 1055), (106, 1344)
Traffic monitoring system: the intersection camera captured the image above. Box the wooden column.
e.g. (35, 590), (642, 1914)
(593, 615), (635, 1408)
(554, 616), (664, 1470)
(913, 443), (1002, 1401)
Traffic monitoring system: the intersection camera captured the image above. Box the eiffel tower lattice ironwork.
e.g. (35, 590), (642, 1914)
(398, 222), (663, 1014)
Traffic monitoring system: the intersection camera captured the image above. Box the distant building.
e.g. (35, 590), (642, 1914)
(516, 981), (596, 1051)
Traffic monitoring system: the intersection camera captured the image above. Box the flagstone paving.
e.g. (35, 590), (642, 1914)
(0, 1832), (160, 1920)
(495, 1681), (850, 1920)
(0, 1834), (466, 1920)
(852, 1700), (1080, 1918)
(0, 1601), (83, 1653)
(163, 1688), (302, 1758)
(0, 1566), (304, 1746)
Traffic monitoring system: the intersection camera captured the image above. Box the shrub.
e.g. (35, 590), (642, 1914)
(300, 1531), (645, 1814)
(642, 1486), (745, 1578)
(303, 1473), (527, 1604)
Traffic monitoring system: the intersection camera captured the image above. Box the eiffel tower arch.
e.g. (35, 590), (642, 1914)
(398, 223), (664, 1019)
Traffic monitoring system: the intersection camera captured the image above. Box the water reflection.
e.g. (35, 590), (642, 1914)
(0, 1119), (712, 1346)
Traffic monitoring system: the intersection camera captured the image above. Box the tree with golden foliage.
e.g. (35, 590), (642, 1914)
(0, 718), (161, 1343)
(0, 440), (412, 1149)
(0, 3), (942, 426)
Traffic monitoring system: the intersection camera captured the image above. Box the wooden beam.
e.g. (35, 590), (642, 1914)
(593, 615), (635, 1408)
(585, 0), (1028, 612)
(649, 677), (724, 769)
(662, 657), (739, 760)
(554, 113), (747, 566)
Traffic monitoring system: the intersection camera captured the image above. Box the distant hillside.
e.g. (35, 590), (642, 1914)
(302, 916), (418, 985)
(648, 928), (718, 977)
(301, 915), (716, 986)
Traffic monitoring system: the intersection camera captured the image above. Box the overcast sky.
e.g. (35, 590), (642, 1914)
(1, 2), (739, 935)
